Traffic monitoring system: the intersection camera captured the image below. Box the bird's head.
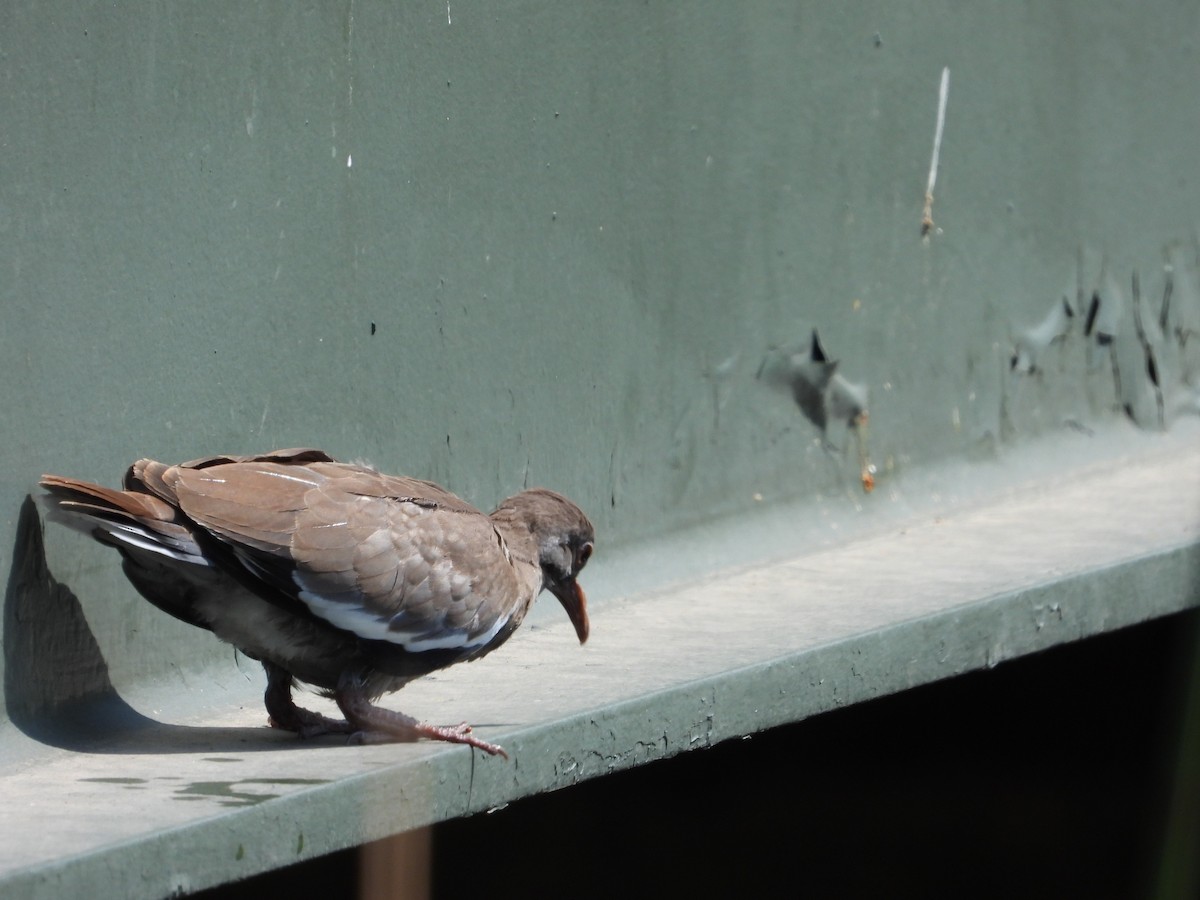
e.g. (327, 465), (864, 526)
(494, 488), (594, 644)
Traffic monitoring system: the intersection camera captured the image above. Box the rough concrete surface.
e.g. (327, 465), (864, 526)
(0, 435), (1196, 898)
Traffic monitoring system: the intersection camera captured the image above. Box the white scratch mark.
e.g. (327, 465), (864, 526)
(926, 67), (950, 196)
(921, 66), (950, 239)
(340, 2), (356, 170)
(447, 2), (452, 24)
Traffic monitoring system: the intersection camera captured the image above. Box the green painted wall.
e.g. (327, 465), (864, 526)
(3, 2), (1199, 717)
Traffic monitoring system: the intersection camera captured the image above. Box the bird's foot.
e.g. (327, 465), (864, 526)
(422, 721), (508, 759)
(350, 724), (506, 758)
(268, 707), (354, 739)
(262, 661), (353, 738)
(348, 721), (507, 758)
(335, 679), (508, 757)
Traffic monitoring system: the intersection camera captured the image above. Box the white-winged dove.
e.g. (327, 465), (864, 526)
(40, 448), (594, 758)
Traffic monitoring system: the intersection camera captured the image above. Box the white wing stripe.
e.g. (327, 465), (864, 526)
(402, 613), (509, 652)
(296, 587), (509, 653)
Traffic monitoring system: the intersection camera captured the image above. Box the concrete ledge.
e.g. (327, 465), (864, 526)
(1, 436), (1198, 898)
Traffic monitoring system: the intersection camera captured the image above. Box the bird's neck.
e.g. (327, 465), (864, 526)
(488, 507), (544, 588)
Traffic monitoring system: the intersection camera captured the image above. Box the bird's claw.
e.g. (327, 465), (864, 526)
(345, 721), (507, 758)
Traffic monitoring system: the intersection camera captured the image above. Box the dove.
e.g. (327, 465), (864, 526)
(40, 448), (594, 758)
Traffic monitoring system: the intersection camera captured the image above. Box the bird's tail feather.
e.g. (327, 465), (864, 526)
(39, 474), (209, 566)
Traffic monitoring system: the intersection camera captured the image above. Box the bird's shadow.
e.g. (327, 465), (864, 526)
(2, 496), (336, 755)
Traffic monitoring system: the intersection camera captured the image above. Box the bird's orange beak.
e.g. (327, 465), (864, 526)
(550, 579), (589, 645)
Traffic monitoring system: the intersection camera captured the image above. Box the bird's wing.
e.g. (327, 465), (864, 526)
(166, 458), (531, 654)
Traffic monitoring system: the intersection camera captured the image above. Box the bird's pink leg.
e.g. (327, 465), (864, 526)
(263, 662), (354, 737)
(334, 677), (507, 758)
